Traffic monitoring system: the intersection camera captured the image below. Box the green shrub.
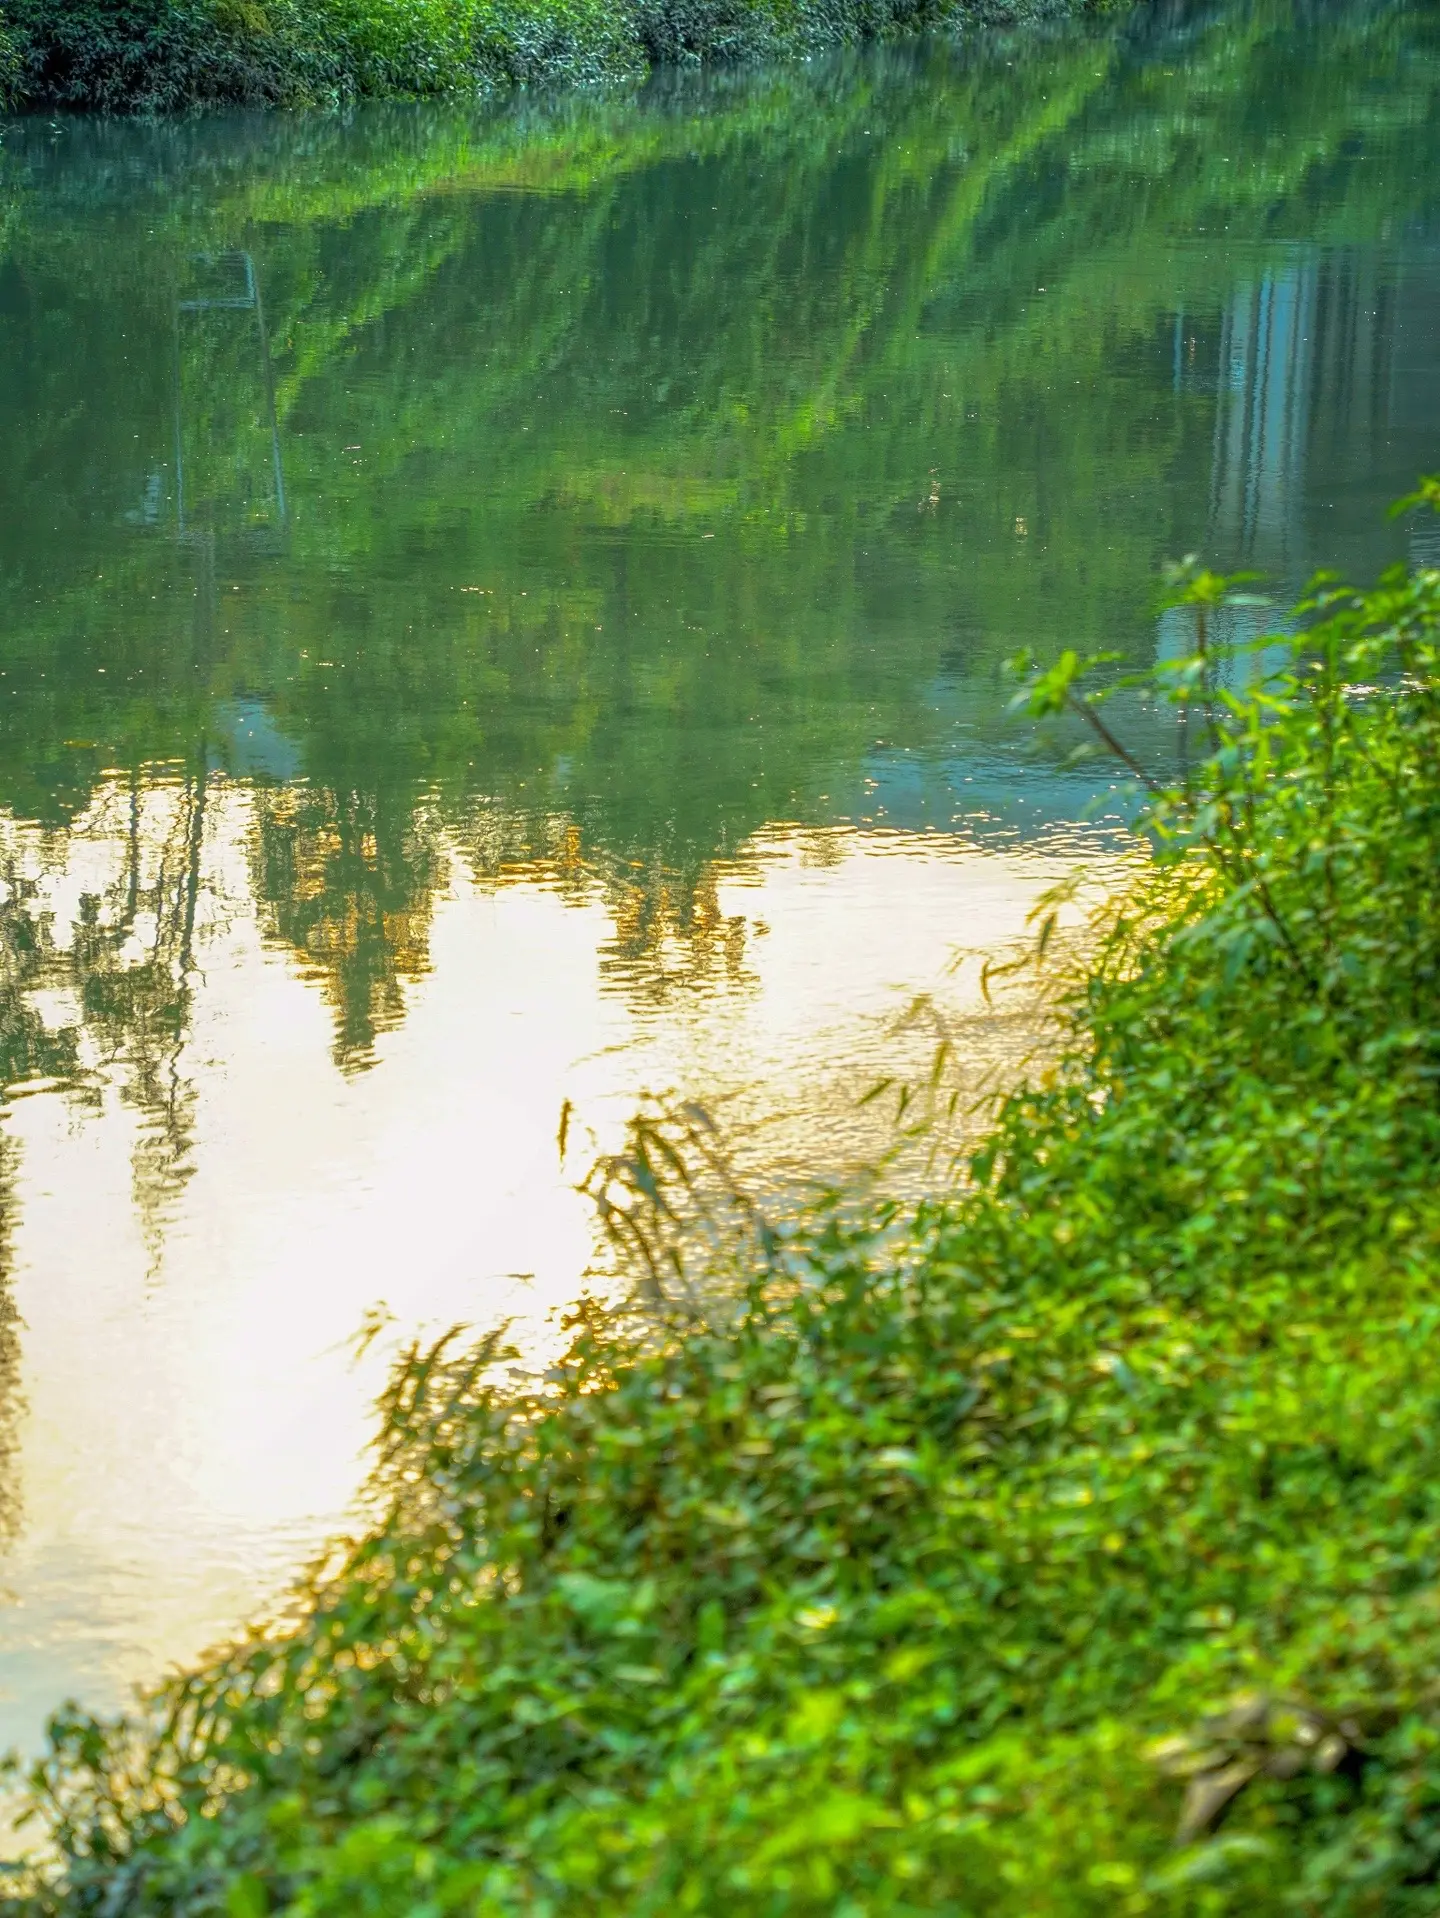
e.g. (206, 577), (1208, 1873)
(0, 0), (300, 111)
(0, 0), (629, 107)
(9, 493), (1440, 1914)
(0, 14), (19, 105)
(0, 0), (1095, 111)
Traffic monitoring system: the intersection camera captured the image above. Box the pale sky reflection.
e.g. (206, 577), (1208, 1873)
(0, 785), (1125, 1757)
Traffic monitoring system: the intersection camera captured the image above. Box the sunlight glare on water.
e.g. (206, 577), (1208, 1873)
(0, 796), (1110, 1745)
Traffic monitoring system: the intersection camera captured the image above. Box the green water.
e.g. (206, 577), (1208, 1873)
(0, 0), (1437, 1752)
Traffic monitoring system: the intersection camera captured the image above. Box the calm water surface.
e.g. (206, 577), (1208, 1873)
(0, 0), (1438, 1752)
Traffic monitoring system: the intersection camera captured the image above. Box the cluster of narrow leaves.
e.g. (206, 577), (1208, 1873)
(11, 494), (1440, 1914)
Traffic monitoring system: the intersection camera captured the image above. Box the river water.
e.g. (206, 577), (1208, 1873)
(0, 0), (1437, 1755)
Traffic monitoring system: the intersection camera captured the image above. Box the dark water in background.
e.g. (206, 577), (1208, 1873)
(0, 0), (1437, 1753)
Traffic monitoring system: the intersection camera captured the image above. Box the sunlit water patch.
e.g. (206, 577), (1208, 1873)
(0, 790), (1111, 1748)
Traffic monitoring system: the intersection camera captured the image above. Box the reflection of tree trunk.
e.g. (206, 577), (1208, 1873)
(131, 753), (207, 1277)
(179, 748), (208, 977)
(1208, 251), (1396, 582)
(126, 767), (142, 924)
(0, 1129), (27, 1544)
(2, 781), (209, 1286)
(191, 528), (217, 666)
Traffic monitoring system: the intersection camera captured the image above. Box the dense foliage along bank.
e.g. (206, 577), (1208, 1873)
(0, 0), (1106, 114)
(6, 496), (1440, 1913)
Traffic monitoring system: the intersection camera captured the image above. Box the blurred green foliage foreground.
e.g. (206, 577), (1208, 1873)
(0, 0), (1107, 113)
(10, 491), (1440, 1914)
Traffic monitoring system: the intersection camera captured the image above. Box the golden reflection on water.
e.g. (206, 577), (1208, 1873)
(0, 779), (1123, 1753)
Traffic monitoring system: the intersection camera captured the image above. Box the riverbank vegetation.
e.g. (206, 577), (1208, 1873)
(5, 498), (1440, 1913)
(0, 0), (1105, 114)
